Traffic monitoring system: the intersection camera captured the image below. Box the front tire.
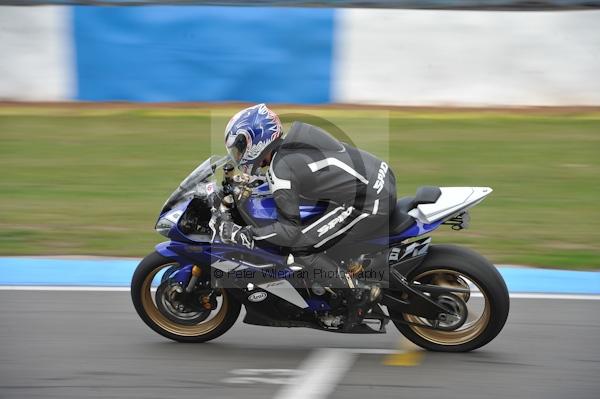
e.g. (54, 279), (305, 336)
(131, 251), (241, 342)
(391, 245), (509, 352)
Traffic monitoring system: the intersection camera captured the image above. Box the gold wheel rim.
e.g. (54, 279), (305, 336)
(404, 269), (491, 346)
(140, 264), (229, 337)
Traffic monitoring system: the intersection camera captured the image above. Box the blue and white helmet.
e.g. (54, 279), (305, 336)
(224, 103), (283, 175)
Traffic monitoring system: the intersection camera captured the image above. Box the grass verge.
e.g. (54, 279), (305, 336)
(1, 105), (598, 269)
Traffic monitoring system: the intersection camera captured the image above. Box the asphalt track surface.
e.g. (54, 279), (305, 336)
(1, 291), (599, 399)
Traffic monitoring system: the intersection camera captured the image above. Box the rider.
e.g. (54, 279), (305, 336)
(218, 103), (397, 330)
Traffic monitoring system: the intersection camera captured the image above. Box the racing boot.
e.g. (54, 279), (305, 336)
(341, 280), (382, 333)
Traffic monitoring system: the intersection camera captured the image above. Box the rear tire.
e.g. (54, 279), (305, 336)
(131, 251), (241, 343)
(391, 245), (509, 352)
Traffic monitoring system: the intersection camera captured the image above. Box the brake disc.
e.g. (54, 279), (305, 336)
(155, 280), (211, 325)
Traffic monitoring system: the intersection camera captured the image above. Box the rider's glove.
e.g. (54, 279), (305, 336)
(219, 221), (255, 250)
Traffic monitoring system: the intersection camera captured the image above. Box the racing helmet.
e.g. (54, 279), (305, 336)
(224, 103), (283, 175)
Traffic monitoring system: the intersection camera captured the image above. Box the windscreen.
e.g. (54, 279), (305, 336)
(161, 155), (229, 213)
(179, 155), (227, 190)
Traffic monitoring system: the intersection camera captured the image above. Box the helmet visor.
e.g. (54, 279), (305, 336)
(225, 133), (248, 166)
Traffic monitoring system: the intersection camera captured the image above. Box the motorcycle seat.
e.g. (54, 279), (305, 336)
(389, 186), (442, 235)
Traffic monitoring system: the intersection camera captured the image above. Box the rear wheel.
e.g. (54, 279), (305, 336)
(131, 251), (241, 342)
(391, 245), (509, 352)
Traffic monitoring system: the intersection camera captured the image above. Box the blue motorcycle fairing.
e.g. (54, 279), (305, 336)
(155, 241), (294, 285)
(245, 184), (443, 241)
(161, 184), (444, 247)
(156, 240), (286, 266)
(369, 220), (444, 246)
(306, 298), (331, 312)
(156, 182), (445, 293)
(155, 241), (200, 285)
(246, 196), (327, 222)
(158, 199), (204, 244)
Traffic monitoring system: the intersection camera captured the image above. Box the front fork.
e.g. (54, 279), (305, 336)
(188, 265), (208, 292)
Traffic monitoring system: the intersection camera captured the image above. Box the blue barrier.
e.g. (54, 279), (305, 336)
(10, 1), (600, 8)
(0, 257), (598, 294)
(74, 6), (334, 103)
(0, 258), (139, 287)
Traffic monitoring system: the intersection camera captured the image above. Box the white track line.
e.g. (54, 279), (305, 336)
(0, 285), (130, 291)
(472, 292), (600, 300)
(1, 285), (598, 300)
(273, 348), (356, 399)
(508, 293), (600, 300)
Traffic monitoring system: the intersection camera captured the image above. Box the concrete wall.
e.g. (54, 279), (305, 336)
(0, 6), (598, 105)
(334, 10), (600, 106)
(0, 7), (74, 101)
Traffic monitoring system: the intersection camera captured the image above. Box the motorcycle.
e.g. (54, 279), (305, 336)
(131, 155), (509, 352)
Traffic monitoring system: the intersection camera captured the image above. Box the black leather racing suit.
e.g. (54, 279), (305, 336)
(250, 122), (397, 288)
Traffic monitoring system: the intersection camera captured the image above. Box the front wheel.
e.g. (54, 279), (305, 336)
(131, 251), (241, 342)
(391, 245), (510, 352)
